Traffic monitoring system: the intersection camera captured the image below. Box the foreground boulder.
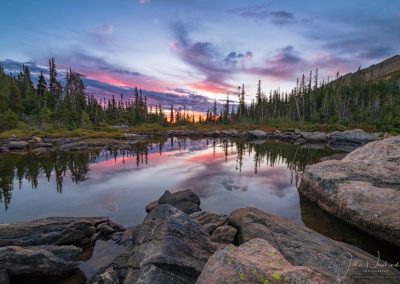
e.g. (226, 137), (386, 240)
(0, 245), (82, 276)
(92, 205), (215, 283)
(300, 136), (400, 247)
(197, 238), (327, 284)
(145, 189), (201, 214)
(228, 207), (400, 282)
(0, 217), (124, 248)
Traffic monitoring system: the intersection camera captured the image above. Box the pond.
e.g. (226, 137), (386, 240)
(1, 137), (398, 279)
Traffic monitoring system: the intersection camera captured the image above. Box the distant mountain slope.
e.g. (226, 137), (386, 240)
(343, 55), (400, 81)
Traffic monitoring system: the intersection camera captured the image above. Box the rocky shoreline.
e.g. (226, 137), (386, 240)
(1, 187), (399, 283)
(1, 133), (398, 283)
(0, 129), (382, 154)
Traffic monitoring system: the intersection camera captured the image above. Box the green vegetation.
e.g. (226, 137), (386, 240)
(1, 58), (399, 137)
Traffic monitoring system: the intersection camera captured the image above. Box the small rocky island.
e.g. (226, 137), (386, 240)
(0, 134), (399, 283)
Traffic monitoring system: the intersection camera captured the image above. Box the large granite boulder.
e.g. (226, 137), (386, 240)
(0, 245), (82, 276)
(145, 189), (201, 214)
(300, 131), (327, 143)
(0, 217), (124, 248)
(328, 129), (379, 148)
(228, 207), (400, 283)
(93, 205), (216, 283)
(196, 238), (327, 284)
(300, 136), (400, 247)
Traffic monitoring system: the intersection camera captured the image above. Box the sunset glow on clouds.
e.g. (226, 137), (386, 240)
(0, 0), (399, 112)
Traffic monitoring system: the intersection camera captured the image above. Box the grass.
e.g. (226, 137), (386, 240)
(0, 121), (396, 139)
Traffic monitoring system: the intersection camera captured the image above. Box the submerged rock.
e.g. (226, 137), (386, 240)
(0, 217), (124, 248)
(228, 207), (400, 282)
(300, 136), (400, 247)
(0, 245), (82, 276)
(146, 189), (201, 214)
(196, 238), (327, 284)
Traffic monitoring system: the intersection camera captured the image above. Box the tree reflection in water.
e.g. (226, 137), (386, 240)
(0, 138), (336, 210)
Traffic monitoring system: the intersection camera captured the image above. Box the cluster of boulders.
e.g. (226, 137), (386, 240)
(0, 217), (125, 282)
(90, 189), (400, 283)
(0, 136), (144, 154)
(300, 135), (400, 248)
(0, 129), (381, 155)
(1, 187), (399, 283)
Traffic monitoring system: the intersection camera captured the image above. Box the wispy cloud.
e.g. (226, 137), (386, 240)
(170, 20), (255, 93)
(228, 5), (297, 26)
(89, 24), (114, 43)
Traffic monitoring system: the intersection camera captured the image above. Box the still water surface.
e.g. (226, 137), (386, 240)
(0, 138), (334, 225)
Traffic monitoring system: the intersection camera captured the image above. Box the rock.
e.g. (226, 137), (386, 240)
(196, 238), (327, 284)
(32, 147), (48, 155)
(294, 137), (307, 145)
(300, 143), (325, 150)
(29, 136), (42, 143)
(60, 142), (88, 151)
(300, 136), (400, 247)
(30, 142), (54, 149)
(209, 225), (237, 244)
(0, 217), (124, 248)
(90, 267), (120, 284)
(319, 153), (347, 162)
(124, 205), (215, 283)
(116, 226), (135, 245)
(28, 137), (53, 149)
(0, 270), (10, 284)
(228, 207), (400, 282)
(189, 211), (227, 234)
(146, 189), (201, 214)
(247, 130), (267, 139)
(7, 141), (28, 150)
(328, 129), (379, 146)
(125, 133), (147, 140)
(0, 146), (9, 153)
(0, 245), (82, 276)
(300, 131), (327, 142)
(145, 200), (159, 213)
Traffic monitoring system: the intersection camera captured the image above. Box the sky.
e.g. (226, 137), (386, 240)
(1, 0), (399, 112)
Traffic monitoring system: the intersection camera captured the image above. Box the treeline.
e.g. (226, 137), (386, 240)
(1, 57), (399, 131)
(0, 58), (166, 130)
(201, 70), (400, 131)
